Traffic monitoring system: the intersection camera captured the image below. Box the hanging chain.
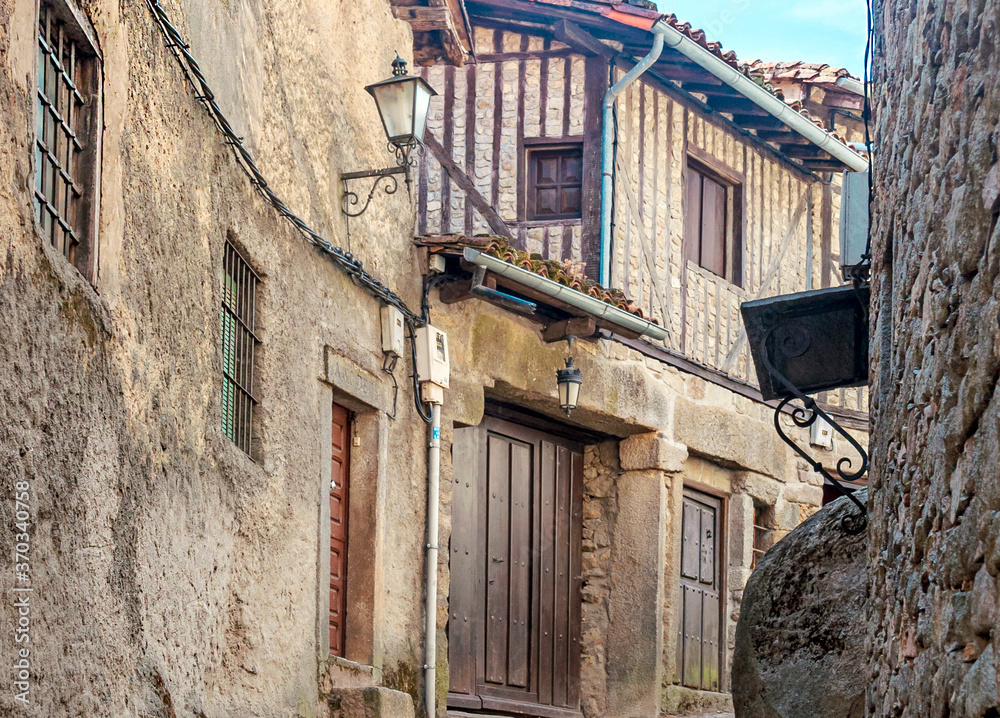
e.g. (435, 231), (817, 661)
(143, 0), (423, 326)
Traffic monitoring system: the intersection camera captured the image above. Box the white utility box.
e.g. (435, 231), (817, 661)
(839, 171), (870, 279)
(380, 305), (405, 358)
(415, 325), (450, 389)
(810, 415), (835, 450)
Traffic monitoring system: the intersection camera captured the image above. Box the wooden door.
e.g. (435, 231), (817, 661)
(449, 416), (584, 717)
(329, 401), (351, 657)
(677, 489), (723, 691)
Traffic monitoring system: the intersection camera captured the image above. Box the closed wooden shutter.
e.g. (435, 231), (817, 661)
(700, 177), (727, 277)
(329, 402), (351, 657)
(684, 168), (703, 265)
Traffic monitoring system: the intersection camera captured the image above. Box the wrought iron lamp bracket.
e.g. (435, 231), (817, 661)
(761, 323), (869, 534)
(340, 165), (408, 218)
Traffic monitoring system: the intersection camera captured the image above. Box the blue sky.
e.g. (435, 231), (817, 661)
(657, 0), (868, 77)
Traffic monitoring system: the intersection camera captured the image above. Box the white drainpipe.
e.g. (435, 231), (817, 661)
(424, 402), (442, 718)
(599, 26), (667, 286)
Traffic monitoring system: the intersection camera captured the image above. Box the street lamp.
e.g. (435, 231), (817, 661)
(365, 55), (437, 168)
(342, 56), (438, 218)
(556, 357), (583, 416)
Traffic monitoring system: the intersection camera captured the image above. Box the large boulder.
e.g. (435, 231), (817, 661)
(732, 489), (868, 718)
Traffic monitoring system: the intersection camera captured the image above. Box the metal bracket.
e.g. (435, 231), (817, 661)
(762, 323), (868, 534)
(340, 165), (408, 218)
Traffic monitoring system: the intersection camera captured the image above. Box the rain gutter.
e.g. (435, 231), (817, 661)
(653, 20), (871, 173)
(463, 247), (668, 341)
(599, 25), (666, 286)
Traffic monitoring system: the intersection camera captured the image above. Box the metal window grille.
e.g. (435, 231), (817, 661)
(35, 2), (91, 264)
(751, 505), (772, 570)
(221, 242), (259, 455)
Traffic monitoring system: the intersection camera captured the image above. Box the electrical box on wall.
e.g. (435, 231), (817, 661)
(415, 325), (450, 389)
(839, 171), (870, 280)
(380, 306), (405, 358)
(810, 415), (835, 450)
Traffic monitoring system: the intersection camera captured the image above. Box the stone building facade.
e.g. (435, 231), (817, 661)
(868, 0), (1000, 714)
(413, 2), (870, 716)
(0, 0), (869, 717)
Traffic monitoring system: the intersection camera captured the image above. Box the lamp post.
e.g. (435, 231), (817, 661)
(341, 56), (438, 217)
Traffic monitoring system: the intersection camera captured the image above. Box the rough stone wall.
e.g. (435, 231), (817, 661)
(867, 0), (1000, 715)
(579, 441), (620, 718)
(0, 0), (429, 715)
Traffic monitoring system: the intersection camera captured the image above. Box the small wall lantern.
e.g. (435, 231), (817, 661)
(341, 56), (438, 218)
(556, 357), (583, 416)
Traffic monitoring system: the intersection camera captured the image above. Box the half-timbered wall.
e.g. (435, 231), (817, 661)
(608, 70), (866, 412)
(419, 25), (596, 268)
(418, 25), (866, 414)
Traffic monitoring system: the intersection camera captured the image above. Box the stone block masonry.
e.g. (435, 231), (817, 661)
(869, 0), (1000, 714)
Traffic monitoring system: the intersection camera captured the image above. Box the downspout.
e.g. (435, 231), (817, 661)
(599, 24), (667, 286)
(424, 402), (442, 718)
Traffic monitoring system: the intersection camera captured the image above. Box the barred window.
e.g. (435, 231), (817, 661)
(35, 0), (101, 278)
(221, 242), (259, 455)
(751, 504), (774, 570)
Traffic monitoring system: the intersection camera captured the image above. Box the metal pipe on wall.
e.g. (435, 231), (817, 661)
(424, 402), (442, 717)
(599, 27), (666, 286)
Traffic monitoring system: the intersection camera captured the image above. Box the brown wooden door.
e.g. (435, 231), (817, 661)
(677, 489), (722, 691)
(329, 401), (351, 657)
(449, 416), (584, 717)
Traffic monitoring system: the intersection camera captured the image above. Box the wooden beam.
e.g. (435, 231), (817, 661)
(704, 96), (766, 114)
(754, 129), (810, 144)
(780, 145), (832, 159)
(423, 133), (513, 240)
(679, 82), (733, 96)
(655, 65), (722, 84)
(731, 113), (787, 130)
(392, 5), (451, 31)
(553, 19), (615, 58)
(802, 160), (849, 172)
(541, 317), (598, 342)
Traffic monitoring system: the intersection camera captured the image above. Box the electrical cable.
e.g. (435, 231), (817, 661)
(382, 352), (399, 420)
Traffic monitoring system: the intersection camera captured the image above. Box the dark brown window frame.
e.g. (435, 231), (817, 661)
(684, 150), (744, 288)
(525, 141), (584, 222)
(34, 0), (102, 281)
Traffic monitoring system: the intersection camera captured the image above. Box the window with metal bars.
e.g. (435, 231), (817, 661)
(221, 241), (259, 455)
(35, 0), (101, 278)
(751, 504), (774, 571)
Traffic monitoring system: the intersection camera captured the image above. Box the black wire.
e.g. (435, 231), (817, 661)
(848, 0), (876, 288)
(421, 272), (454, 324)
(609, 62), (619, 249)
(407, 321), (435, 423)
(862, 0), (875, 263)
(382, 353), (399, 420)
